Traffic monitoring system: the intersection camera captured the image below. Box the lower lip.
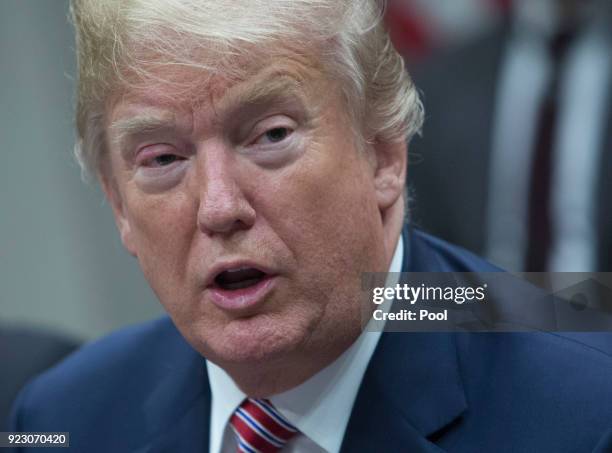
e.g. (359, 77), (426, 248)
(207, 276), (276, 312)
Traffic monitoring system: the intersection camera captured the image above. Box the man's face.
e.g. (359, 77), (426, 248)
(103, 53), (401, 380)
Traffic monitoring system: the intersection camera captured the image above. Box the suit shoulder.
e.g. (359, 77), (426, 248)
(10, 317), (208, 451)
(39, 316), (185, 381)
(446, 331), (612, 450)
(458, 331), (612, 399)
(410, 228), (501, 272)
(10, 317), (194, 428)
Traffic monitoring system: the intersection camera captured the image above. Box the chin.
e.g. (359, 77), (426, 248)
(192, 313), (309, 366)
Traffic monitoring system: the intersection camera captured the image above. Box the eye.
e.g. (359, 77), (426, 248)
(265, 127), (290, 142)
(254, 126), (293, 145)
(151, 154), (179, 167)
(135, 144), (185, 168)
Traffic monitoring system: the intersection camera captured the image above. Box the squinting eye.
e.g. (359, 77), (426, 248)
(135, 143), (185, 168)
(152, 154), (179, 167)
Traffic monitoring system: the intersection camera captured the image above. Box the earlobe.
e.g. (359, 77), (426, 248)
(373, 140), (407, 211)
(99, 175), (138, 257)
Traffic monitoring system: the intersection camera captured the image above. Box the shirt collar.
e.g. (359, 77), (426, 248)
(207, 235), (404, 453)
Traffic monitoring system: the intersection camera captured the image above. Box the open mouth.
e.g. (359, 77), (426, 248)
(214, 267), (268, 291)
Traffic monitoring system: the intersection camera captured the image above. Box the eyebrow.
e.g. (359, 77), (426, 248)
(232, 75), (306, 107)
(218, 73), (313, 120)
(109, 113), (177, 150)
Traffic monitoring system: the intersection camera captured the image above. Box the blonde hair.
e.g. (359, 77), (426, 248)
(70, 0), (423, 179)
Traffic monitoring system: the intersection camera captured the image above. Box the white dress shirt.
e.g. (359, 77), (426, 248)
(207, 235), (404, 453)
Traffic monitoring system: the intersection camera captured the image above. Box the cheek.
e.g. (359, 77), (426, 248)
(259, 143), (384, 277)
(289, 149), (378, 230)
(124, 189), (197, 287)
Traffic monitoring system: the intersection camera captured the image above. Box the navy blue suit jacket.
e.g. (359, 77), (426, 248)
(0, 327), (78, 431)
(9, 227), (612, 452)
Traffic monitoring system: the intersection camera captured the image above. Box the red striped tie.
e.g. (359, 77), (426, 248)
(230, 398), (299, 453)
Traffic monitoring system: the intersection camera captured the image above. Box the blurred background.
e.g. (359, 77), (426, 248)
(0, 1), (165, 342)
(1, 0), (610, 426)
(1, 0), (162, 425)
(404, 0), (612, 275)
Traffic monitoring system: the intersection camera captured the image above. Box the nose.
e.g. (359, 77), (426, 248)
(195, 148), (256, 235)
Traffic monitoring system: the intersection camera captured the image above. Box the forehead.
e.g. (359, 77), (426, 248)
(107, 50), (331, 126)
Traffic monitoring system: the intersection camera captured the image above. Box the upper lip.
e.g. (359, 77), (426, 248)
(203, 260), (276, 288)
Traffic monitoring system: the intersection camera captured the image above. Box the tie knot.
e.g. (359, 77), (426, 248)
(230, 398), (299, 453)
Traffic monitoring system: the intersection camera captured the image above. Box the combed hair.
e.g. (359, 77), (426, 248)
(70, 0), (424, 179)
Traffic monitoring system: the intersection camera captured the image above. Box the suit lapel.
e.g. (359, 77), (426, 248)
(340, 332), (466, 453)
(340, 227), (467, 452)
(136, 335), (212, 453)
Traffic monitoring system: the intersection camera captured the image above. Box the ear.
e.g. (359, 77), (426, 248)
(372, 139), (407, 211)
(99, 174), (138, 257)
